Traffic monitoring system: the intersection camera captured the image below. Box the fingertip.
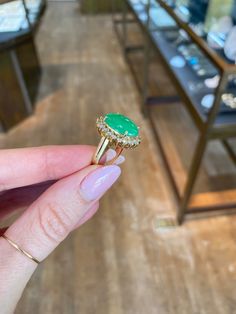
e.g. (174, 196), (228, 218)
(115, 155), (125, 165)
(80, 165), (121, 202)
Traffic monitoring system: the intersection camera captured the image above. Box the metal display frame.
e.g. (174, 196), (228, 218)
(112, 0), (236, 224)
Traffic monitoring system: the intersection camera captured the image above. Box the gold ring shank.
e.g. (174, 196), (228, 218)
(92, 136), (110, 164)
(92, 136), (123, 165)
(2, 234), (40, 265)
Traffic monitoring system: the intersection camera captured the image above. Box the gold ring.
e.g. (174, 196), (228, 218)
(2, 234), (40, 265)
(92, 113), (141, 165)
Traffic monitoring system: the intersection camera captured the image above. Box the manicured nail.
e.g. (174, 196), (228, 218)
(105, 149), (125, 165)
(115, 155), (125, 165)
(105, 149), (116, 163)
(80, 165), (121, 201)
(100, 149), (125, 165)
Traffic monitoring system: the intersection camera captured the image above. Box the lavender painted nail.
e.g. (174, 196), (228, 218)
(80, 165), (121, 201)
(105, 148), (125, 165)
(115, 155), (125, 165)
(105, 149), (116, 163)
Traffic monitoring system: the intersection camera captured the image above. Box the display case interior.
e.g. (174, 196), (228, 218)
(113, 0), (236, 223)
(124, 0), (236, 126)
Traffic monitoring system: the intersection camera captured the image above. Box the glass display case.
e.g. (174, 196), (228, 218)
(0, 0), (46, 130)
(0, 0), (46, 49)
(113, 0), (236, 223)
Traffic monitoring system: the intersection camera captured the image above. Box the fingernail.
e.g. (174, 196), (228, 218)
(115, 155), (125, 165)
(105, 149), (125, 165)
(105, 149), (116, 163)
(80, 166), (121, 201)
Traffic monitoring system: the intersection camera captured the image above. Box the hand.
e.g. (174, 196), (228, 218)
(0, 145), (122, 314)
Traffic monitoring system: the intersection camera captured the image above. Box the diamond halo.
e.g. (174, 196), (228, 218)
(96, 116), (141, 149)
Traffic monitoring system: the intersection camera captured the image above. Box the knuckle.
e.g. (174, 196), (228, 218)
(38, 202), (73, 243)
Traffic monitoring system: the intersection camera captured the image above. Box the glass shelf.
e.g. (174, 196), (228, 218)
(126, 0), (236, 127)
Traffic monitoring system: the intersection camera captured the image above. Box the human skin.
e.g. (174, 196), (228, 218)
(0, 145), (122, 314)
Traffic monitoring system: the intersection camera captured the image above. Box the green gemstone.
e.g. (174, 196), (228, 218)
(104, 113), (139, 137)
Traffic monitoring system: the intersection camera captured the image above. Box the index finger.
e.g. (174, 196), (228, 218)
(0, 145), (95, 191)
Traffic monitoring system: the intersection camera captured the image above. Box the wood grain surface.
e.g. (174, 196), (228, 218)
(1, 3), (236, 314)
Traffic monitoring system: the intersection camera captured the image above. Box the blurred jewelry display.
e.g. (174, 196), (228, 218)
(174, 5), (190, 22)
(189, 23), (205, 37)
(204, 74), (236, 89)
(177, 43), (218, 77)
(201, 94), (214, 109)
(188, 81), (205, 92)
(173, 29), (189, 45)
(224, 26), (236, 61)
(228, 75), (236, 87)
(149, 7), (176, 27)
(169, 55), (186, 68)
(163, 29), (180, 42)
(163, 0), (176, 7)
(200, 94), (236, 112)
(222, 93), (236, 109)
(204, 75), (220, 88)
(207, 16), (233, 50)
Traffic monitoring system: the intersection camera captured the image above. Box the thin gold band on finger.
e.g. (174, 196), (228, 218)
(92, 113), (141, 165)
(2, 234), (40, 265)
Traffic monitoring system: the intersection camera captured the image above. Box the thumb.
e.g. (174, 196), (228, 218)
(0, 165), (120, 312)
(4, 164), (121, 262)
